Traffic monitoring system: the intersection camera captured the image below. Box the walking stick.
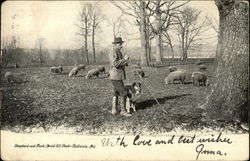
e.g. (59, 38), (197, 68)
(127, 59), (172, 114)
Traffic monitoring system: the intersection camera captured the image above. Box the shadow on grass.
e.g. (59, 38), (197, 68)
(136, 94), (191, 110)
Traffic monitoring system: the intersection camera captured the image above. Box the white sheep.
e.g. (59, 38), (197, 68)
(165, 70), (186, 84)
(86, 68), (100, 79)
(191, 72), (207, 86)
(68, 64), (85, 77)
(5, 72), (15, 83)
(69, 66), (78, 77)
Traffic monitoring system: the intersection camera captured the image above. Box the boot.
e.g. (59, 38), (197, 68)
(111, 96), (118, 115)
(120, 97), (132, 117)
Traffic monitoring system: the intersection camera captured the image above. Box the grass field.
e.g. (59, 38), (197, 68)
(0, 59), (245, 135)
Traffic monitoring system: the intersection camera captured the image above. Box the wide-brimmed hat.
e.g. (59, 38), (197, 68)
(112, 37), (124, 44)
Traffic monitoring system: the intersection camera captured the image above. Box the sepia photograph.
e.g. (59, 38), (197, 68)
(0, 0), (249, 160)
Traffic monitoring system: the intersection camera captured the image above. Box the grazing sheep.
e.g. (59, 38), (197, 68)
(50, 66), (62, 74)
(198, 64), (207, 71)
(96, 66), (105, 73)
(169, 66), (177, 72)
(191, 72), (207, 86)
(86, 69), (100, 79)
(68, 66), (78, 77)
(5, 72), (15, 83)
(68, 64), (85, 77)
(165, 70), (186, 84)
(133, 68), (145, 78)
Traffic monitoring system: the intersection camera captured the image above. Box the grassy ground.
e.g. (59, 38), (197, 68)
(0, 60), (246, 135)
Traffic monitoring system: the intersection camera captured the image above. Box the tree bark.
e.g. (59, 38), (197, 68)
(155, 18), (162, 63)
(139, 1), (148, 66)
(203, 0), (249, 122)
(155, 1), (162, 63)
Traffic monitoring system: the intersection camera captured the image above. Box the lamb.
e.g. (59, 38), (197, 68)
(68, 64), (86, 77)
(86, 68), (100, 79)
(165, 70), (186, 84)
(169, 66), (177, 72)
(133, 68), (145, 78)
(5, 72), (15, 83)
(191, 72), (207, 86)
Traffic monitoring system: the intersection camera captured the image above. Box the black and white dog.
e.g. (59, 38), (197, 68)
(125, 82), (142, 113)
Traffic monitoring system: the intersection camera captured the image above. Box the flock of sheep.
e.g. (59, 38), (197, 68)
(4, 62), (208, 87)
(165, 62), (208, 86)
(50, 64), (107, 79)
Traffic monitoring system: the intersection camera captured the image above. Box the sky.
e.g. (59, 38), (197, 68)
(1, 1), (219, 49)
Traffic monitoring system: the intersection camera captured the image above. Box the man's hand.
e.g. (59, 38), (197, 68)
(124, 55), (129, 60)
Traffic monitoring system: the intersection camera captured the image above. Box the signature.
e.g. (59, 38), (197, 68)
(196, 144), (226, 160)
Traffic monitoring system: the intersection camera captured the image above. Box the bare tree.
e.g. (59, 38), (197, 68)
(202, 0), (248, 124)
(146, 1), (190, 63)
(205, 15), (219, 33)
(76, 3), (92, 63)
(89, 2), (104, 63)
(174, 6), (208, 61)
(112, 1), (149, 66)
(109, 14), (126, 39)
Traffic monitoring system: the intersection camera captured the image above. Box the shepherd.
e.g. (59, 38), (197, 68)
(109, 37), (131, 117)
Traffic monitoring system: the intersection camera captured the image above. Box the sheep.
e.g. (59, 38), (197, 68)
(198, 64), (207, 71)
(191, 72), (207, 86)
(68, 64), (86, 77)
(133, 68), (145, 78)
(5, 72), (15, 83)
(96, 66), (105, 74)
(50, 66), (62, 74)
(169, 66), (177, 72)
(165, 70), (186, 84)
(68, 66), (79, 77)
(86, 68), (100, 79)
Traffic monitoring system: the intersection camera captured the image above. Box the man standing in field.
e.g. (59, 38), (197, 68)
(109, 37), (131, 117)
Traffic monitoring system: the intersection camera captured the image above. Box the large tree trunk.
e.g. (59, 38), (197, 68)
(139, 1), (148, 66)
(155, 2), (162, 63)
(180, 31), (187, 61)
(203, 0), (248, 122)
(155, 27), (162, 63)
